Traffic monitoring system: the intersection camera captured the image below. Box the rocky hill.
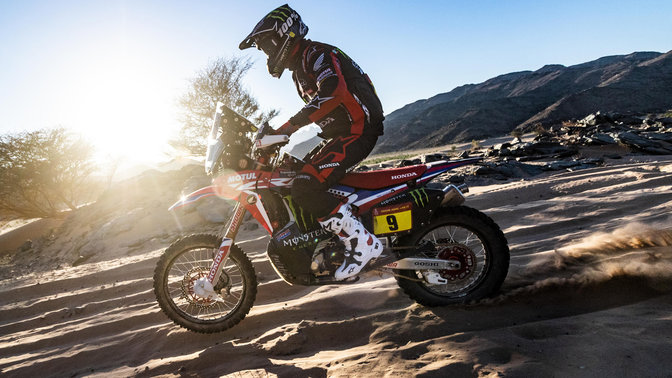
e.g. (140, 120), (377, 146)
(374, 50), (672, 153)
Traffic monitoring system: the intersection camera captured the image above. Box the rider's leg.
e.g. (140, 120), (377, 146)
(293, 175), (383, 280)
(291, 134), (382, 280)
(317, 203), (383, 280)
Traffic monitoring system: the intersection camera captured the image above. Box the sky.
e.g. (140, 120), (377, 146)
(1, 0), (671, 164)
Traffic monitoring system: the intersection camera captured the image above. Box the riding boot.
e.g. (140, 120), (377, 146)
(318, 203), (383, 280)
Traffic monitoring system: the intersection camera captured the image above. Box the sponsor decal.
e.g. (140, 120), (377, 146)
(278, 170), (296, 178)
(276, 229), (291, 241)
(318, 117), (335, 128)
(318, 162), (340, 170)
(293, 174), (313, 183)
(227, 172), (256, 183)
(391, 172), (418, 180)
(379, 192), (408, 206)
(414, 261), (440, 267)
(229, 205), (245, 232)
(316, 68), (335, 84)
(274, 12), (299, 38)
(281, 228), (329, 248)
(207, 238), (232, 282)
(409, 188), (429, 207)
(306, 95), (334, 110)
(284, 195), (315, 231)
(313, 53), (326, 71)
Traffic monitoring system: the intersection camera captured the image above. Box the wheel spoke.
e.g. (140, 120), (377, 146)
(164, 246), (246, 322)
(415, 223), (488, 296)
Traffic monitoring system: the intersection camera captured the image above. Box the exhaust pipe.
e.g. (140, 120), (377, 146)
(441, 184), (467, 207)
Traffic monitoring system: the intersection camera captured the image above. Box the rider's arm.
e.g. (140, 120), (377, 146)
(278, 47), (349, 135)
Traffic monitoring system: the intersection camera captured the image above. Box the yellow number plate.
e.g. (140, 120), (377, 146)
(373, 202), (413, 235)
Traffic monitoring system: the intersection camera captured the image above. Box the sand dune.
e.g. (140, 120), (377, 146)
(1, 157), (672, 377)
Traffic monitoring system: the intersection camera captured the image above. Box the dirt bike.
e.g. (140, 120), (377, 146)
(153, 103), (509, 333)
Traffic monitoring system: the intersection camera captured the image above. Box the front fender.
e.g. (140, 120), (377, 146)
(170, 170), (264, 211)
(168, 186), (218, 211)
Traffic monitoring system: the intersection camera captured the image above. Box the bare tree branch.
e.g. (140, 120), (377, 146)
(171, 56), (279, 155)
(0, 128), (100, 219)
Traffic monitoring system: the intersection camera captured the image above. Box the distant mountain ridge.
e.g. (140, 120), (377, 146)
(374, 50), (672, 153)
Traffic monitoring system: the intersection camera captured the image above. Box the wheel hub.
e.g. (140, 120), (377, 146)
(181, 268), (217, 308)
(437, 244), (476, 281)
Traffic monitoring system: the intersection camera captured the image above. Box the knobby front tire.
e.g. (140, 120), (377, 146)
(153, 234), (257, 333)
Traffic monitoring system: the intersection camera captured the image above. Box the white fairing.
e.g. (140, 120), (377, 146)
(280, 130), (323, 160)
(205, 138), (224, 175)
(256, 135), (290, 149)
(205, 102), (226, 174)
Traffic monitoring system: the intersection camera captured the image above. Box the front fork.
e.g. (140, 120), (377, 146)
(193, 202), (247, 299)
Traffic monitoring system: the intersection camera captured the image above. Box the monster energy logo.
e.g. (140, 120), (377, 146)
(285, 195), (317, 231)
(268, 6), (299, 38)
(409, 188), (430, 207)
(268, 6), (292, 21)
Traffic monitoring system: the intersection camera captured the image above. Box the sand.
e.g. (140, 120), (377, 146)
(1, 156), (672, 377)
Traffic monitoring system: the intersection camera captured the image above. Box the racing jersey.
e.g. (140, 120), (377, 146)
(286, 39), (384, 138)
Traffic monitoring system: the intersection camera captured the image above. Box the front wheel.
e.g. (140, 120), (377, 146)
(395, 206), (509, 305)
(153, 234), (257, 333)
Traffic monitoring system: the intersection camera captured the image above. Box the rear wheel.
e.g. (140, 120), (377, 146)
(395, 206), (509, 305)
(153, 234), (257, 333)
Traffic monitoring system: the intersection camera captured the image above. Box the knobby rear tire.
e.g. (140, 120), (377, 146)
(395, 206), (509, 306)
(153, 234), (257, 333)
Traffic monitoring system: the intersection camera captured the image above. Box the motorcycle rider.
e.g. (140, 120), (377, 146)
(239, 4), (384, 280)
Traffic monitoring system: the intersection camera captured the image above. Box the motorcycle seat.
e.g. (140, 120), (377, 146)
(339, 164), (428, 190)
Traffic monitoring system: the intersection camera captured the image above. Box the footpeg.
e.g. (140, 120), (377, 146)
(423, 271), (448, 285)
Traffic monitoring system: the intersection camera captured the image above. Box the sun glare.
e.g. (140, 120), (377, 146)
(60, 52), (182, 168)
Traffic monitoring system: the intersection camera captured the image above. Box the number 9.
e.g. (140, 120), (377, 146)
(386, 215), (399, 231)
